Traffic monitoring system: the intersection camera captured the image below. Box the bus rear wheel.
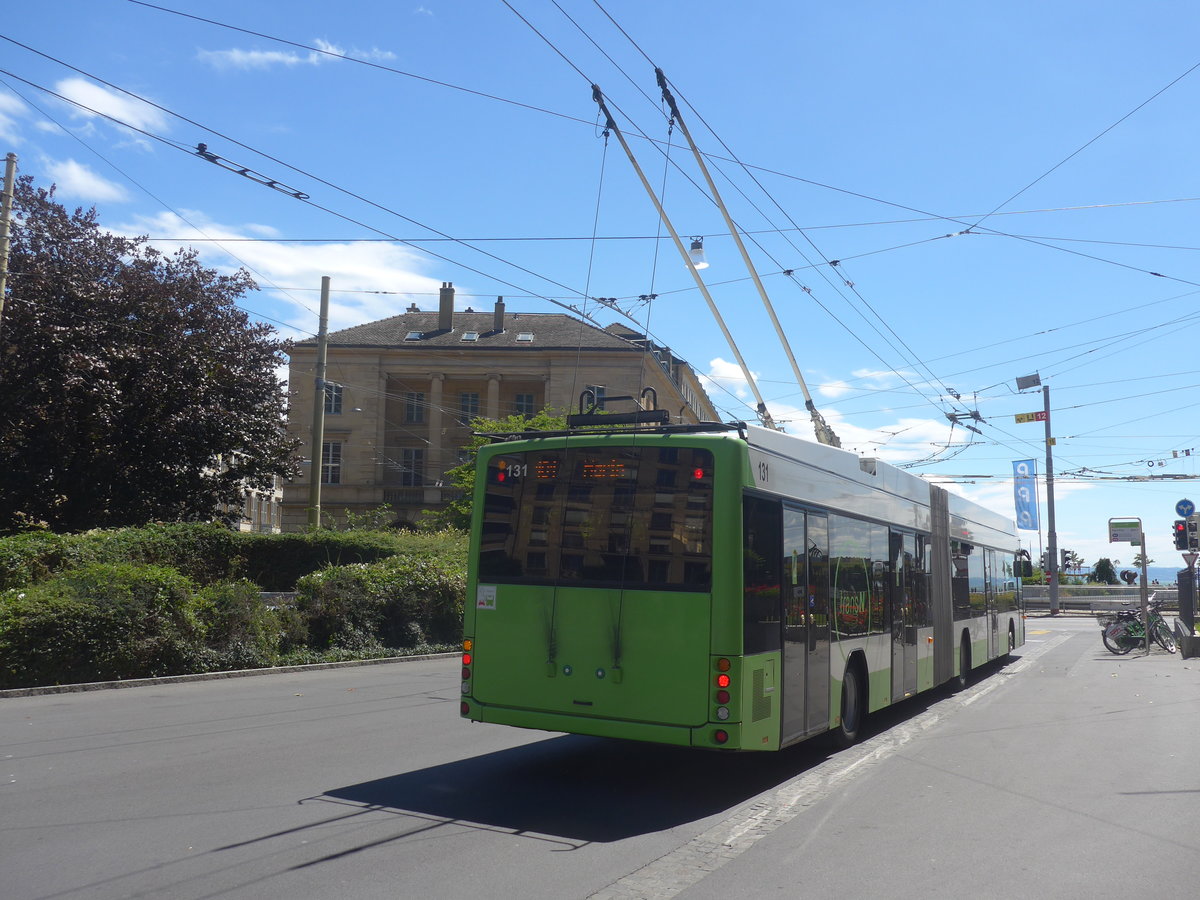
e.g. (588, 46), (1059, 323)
(833, 664), (864, 748)
(953, 638), (971, 691)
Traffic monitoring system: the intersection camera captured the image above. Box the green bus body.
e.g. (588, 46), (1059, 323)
(460, 424), (1024, 751)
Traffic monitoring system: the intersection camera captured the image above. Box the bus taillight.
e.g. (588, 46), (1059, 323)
(714, 658), (732, 723)
(461, 638), (473, 699)
(714, 729), (729, 744)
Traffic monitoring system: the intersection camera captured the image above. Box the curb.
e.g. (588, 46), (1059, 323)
(0, 652), (459, 699)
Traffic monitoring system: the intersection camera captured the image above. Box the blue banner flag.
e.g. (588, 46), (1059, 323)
(1012, 459), (1039, 531)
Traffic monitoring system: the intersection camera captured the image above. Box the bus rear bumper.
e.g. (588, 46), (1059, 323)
(462, 700), (744, 750)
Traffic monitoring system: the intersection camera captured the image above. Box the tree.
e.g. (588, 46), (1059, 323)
(419, 409), (568, 531)
(1091, 557), (1118, 585)
(0, 177), (298, 532)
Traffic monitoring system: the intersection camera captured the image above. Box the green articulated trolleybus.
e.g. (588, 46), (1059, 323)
(460, 420), (1025, 751)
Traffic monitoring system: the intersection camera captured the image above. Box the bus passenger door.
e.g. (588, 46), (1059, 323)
(782, 507), (830, 743)
(891, 531), (918, 701)
(986, 548), (999, 659)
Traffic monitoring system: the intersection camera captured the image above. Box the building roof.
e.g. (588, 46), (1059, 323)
(297, 311), (641, 351)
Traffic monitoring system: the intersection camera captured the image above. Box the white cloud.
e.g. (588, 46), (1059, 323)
(45, 158), (129, 203)
(0, 93), (27, 145)
(54, 78), (167, 134)
(198, 38), (346, 71)
(348, 46), (397, 62)
(115, 210), (445, 337)
(701, 357), (763, 414)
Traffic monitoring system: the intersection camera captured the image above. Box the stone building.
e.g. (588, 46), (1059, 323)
(282, 283), (720, 530)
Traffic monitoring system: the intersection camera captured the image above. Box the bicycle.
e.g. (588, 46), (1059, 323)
(1097, 597), (1177, 654)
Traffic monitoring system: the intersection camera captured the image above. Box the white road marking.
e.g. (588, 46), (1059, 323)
(588, 633), (1074, 900)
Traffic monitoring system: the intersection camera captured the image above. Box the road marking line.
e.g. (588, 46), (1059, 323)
(588, 634), (1072, 900)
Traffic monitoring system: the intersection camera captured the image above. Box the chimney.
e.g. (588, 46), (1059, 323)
(438, 282), (455, 331)
(493, 296), (505, 333)
(406, 302), (419, 313)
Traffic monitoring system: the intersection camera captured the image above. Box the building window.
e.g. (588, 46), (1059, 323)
(461, 331), (480, 342)
(321, 441), (342, 484)
(517, 332), (534, 342)
(324, 382), (342, 415)
(400, 448), (425, 487)
(404, 331), (423, 341)
(405, 392), (425, 423)
(514, 392), (535, 417)
(459, 392), (480, 425)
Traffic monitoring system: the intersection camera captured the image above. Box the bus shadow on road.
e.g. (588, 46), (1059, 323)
(322, 732), (832, 843)
(323, 658), (1020, 844)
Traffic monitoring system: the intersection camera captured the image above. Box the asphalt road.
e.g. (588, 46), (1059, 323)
(2, 617), (1196, 900)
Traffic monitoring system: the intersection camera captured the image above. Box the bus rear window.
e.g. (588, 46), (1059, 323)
(478, 446), (714, 590)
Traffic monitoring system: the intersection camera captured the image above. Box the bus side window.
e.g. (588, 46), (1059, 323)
(743, 495), (782, 653)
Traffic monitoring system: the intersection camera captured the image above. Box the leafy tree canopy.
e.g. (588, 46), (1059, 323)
(0, 176), (298, 532)
(1091, 557), (1118, 585)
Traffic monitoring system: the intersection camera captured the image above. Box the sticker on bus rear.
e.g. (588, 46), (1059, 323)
(476, 585), (497, 610)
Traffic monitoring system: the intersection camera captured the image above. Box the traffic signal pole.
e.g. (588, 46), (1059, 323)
(1043, 385), (1060, 615)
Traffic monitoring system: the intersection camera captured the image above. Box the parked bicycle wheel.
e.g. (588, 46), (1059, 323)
(1102, 624), (1135, 654)
(1152, 620), (1177, 654)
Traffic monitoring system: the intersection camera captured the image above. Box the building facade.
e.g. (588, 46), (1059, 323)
(283, 283), (720, 530)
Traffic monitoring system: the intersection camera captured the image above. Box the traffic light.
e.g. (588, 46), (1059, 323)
(1174, 520), (1188, 550)
(1060, 548), (1070, 570)
(1189, 515), (1200, 551)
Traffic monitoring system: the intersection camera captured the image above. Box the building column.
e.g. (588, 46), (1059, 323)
(487, 373), (501, 419)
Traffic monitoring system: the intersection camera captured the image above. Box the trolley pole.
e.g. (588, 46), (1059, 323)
(306, 276), (330, 530)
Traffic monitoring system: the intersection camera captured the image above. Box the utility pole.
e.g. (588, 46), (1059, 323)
(0, 152), (17, 333)
(306, 276), (330, 529)
(1043, 384), (1060, 615)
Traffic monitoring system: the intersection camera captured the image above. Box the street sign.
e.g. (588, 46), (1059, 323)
(1108, 518), (1142, 543)
(1184, 553), (1198, 568)
(1177, 498), (1195, 518)
(1014, 411), (1048, 424)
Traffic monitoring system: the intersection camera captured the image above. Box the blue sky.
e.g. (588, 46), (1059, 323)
(4, 0), (1200, 570)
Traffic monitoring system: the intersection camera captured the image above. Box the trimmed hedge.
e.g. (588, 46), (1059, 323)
(0, 524), (468, 591)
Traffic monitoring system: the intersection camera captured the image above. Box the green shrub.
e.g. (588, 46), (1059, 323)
(295, 555), (464, 651)
(0, 531), (95, 590)
(192, 579), (283, 671)
(0, 562), (202, 688)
